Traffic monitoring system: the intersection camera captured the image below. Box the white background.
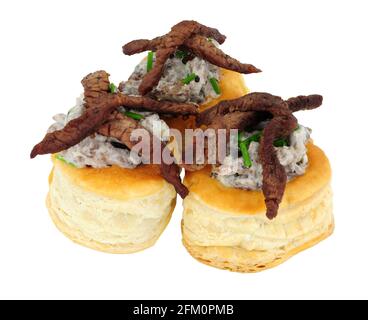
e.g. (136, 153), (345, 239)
(1, 0), (367, 300)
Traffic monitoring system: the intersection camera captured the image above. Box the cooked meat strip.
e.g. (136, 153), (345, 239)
(122, 20), (260, 95)
(286, 94), (323, 112)
(82, 71), (198, 115)
(109, 93), (198, 115)
(198, 92), (285, 123)
(81, 70), (110, 109)
(160, 160), (188, 198)
(208, 111), (267, 131)
(30, 99), (114, 158)
(123, 20), (226, 55)
(260, 115), (297, 219)
(139, 48), (172, 97)
(123, 38), (161, 56)
(185, 35), (261, 75)
(31, 71), (198, 158)
(124, 20), (226, 97)
(197, 93), (322, 127)
(30, 95), (195, 158)
(98, 111), (144, 150)
(99, 111), (188, 198)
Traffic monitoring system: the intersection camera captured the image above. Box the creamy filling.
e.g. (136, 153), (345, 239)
(49, 95), (170, 169)
(121, 50), (221, 104)
(212, 125), (311, 190)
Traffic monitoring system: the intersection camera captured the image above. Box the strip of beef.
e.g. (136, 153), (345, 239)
(185, 35), (261, 75)
(123, 20), (226, 55)
(82, 70), (110, 109)
(82, 71), (198, 115)
(198, 93), (323, 127)
(123, 21), (225, 96)
(30, 99), (114, 158)
(160, 161), (188, 198)
(197, 92), (285, 125)
(30, 95), (194, 158)
(31, 94), (197, 159)
(123, 38), (161, 56)
(208, 111), (267, 131)
(260, 115), (297, 219)
(122, 20), (260, 95)
(111, 93), (198, 115)
(99, 112), (188, 198)
(98, 111), (144, 150)
(286, 95), (323, 112)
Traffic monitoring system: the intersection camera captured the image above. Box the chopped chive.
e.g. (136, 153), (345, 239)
(209, 77), (221, 95)
(182, 73), (197, 85)
(147, 51), (154, 72)
(238, 130), (291, 167)
(238, 131), (246, 143)
(245, 132), (262, 144)
(175, 50), (187, 59)
(273, 138), (288, 147)
(239, 131), (261, 168)
(207, 37), (213, 42)
(239, 141), (252, 168)
(238, 132), (252, 168)
(238, 131), (261, 144)
(55, 154), (77, 167)
(109, 83), (117, 93)
(124, 111), (144, 120)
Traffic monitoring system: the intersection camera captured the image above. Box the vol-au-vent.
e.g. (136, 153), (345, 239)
(30, 20), (332, 272)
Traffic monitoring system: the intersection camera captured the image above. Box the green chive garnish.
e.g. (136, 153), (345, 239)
(273, 138), (288, 147)
(124, 111), (144, 120)
(239, 143), (252, 168)
(246, 132), (262, 144)
(238, 130), (290, 168)
(109, 83), (117, 93)
(55, 154), (77, 167)
(238, 132), (252, 168)
(182, 73), (197, 85)
(209, 77), (221, 95)
(175, 50), (187, 59)
(238, 131), (246, 143)
(147, 51), (154, 72)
